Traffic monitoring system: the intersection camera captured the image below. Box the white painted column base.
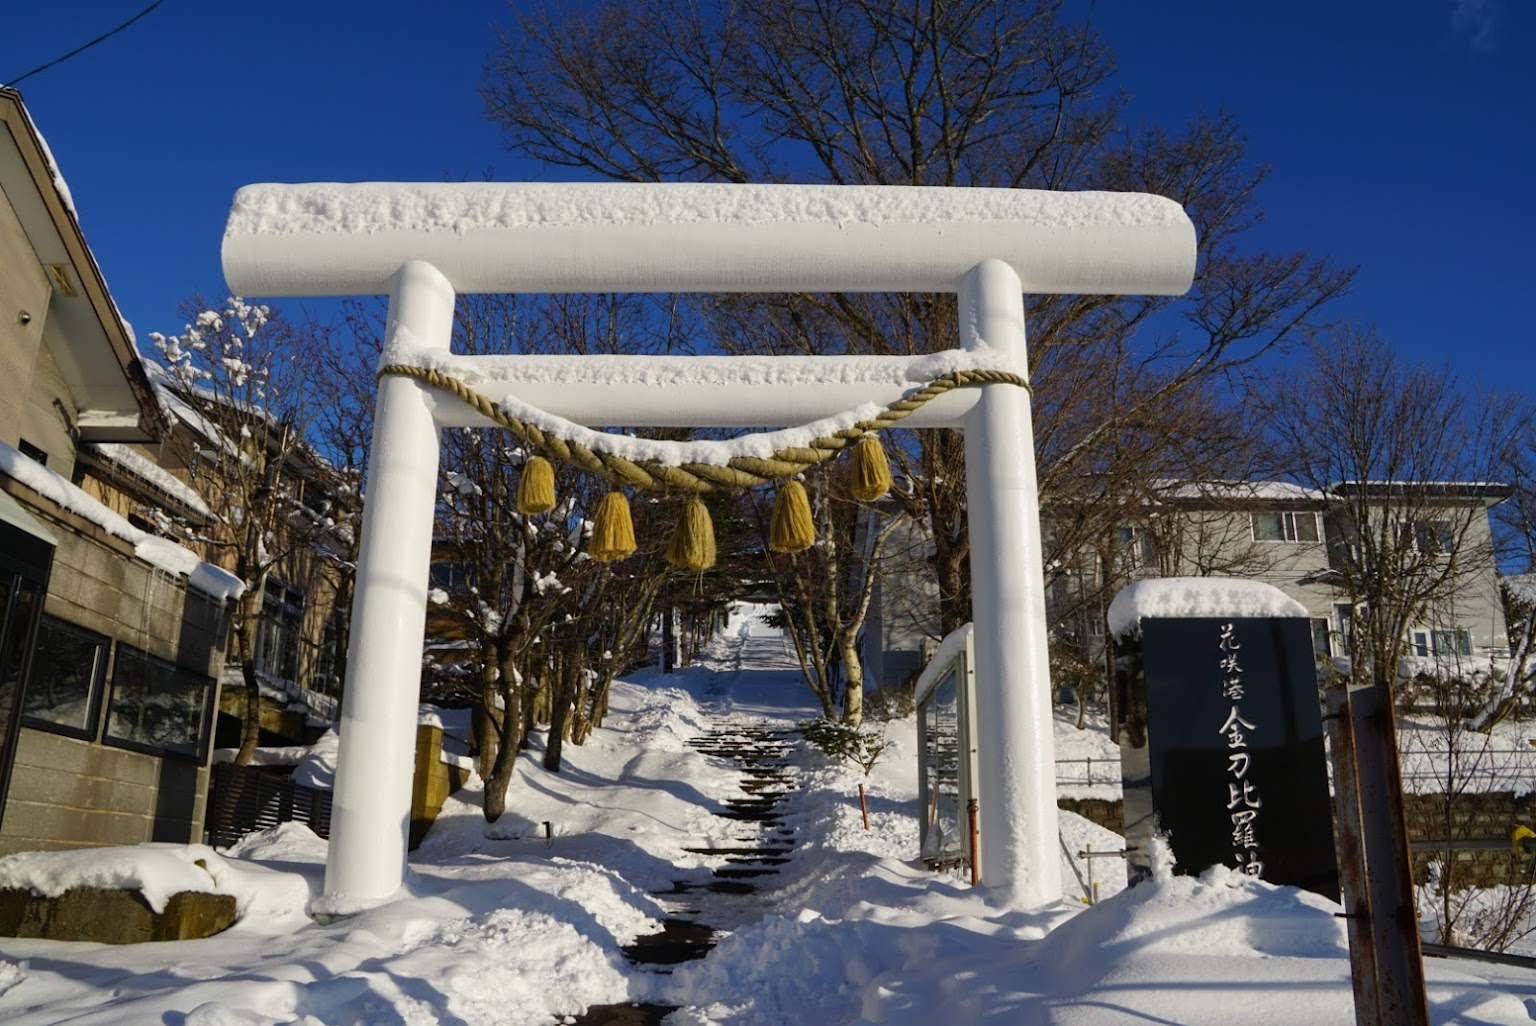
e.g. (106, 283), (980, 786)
(961, 258), (1063, 908)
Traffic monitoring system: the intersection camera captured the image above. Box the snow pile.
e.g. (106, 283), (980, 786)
(0, 842), (306, 920)
(0, 439), (245, 602)
(291, 729), (340, 790)
(1107, 577), (1308, 638)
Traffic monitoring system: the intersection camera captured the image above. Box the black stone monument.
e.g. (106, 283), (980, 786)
(1116, 614), (1339, 901)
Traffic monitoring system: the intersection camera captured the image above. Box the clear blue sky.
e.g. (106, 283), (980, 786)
(4, 1), (1532, 398)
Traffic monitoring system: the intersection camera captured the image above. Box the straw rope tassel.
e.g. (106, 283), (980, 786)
(589, 491), (637, 562)
(850, 434), (893, 502)
(516, 456), (557, 514)
(769, 480), (816, 553)
(667, 497), (717, 570)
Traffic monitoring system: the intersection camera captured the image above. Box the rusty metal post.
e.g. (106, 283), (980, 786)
(1325, 686), (1379, 1026)
(967, 798), (981, 887)
(1351, 685), (1430, 1026)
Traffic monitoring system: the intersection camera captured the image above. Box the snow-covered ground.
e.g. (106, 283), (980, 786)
(1, 605), (1533, 1024)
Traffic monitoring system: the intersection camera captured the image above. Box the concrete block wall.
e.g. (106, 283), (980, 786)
(0, 490), (223, 855)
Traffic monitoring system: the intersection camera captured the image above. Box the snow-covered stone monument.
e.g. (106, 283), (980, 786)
(222, 182), (1196, 911)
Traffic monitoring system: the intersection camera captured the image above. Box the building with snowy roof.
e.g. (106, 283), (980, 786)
(864, 477), (1513, 695)
(0, 87), (256, 854)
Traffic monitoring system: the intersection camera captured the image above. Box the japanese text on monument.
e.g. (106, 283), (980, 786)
(1217, 621), (1263, 877)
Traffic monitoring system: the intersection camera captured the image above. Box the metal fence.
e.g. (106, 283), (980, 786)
(1055, 756), (1122, 787)
(1396, 748), (1536, 789)
(205, 761), (333, 850)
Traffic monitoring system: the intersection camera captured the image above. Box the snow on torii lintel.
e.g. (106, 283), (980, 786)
(1107, 578), (1308, 640)
(222, 181), (1197, 298)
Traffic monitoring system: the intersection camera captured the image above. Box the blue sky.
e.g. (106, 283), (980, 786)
(3, 1), (1532, 399)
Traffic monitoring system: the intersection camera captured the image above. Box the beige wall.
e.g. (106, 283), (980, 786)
(0, 187), (49, 447)
(0, 731), (207, 855)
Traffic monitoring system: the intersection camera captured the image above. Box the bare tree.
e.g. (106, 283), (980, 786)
(1260, 324), (1517, 699)
(149, 298), (354, 763)
(482, 0), (1353, 642)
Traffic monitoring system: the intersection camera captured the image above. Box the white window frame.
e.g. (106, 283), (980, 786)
(1251, 511), (1320, 544)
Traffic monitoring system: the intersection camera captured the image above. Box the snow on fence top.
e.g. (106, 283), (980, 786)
(223, 182), (1196, 297)
(1107, 578), (1307, 640)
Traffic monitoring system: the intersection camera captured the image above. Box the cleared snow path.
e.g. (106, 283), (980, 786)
(575, 608), (814, 1024)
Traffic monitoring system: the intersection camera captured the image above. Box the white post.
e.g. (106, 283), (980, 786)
(960, 258), (1062, 907)
(321, 261), (455, 909)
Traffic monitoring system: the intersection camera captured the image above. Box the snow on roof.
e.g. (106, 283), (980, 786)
(1108, 577), (1308, 639)
(91, 443), (214, 518)
(0, 439), (244, 602)
(1160, 480), (1328, 503)
(28, 119), (76, 219)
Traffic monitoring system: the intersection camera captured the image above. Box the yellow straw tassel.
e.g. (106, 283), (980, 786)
(589, 491), (636, 562)
(666, 497), (716, 570)
(516, 455), (556, 514)
(769, 480), (816, 552)
(850, 434), (893, 502)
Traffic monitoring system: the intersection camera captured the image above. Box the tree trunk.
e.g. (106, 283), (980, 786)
(838, 632), (865, 726)
(473, 653), (500, 782)
(232, 586), (266, 765)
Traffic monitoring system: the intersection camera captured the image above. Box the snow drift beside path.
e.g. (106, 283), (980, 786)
(0, 604), (1532, 1025)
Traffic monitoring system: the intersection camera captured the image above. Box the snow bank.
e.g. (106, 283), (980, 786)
(0, 842), (308, 922)
(1107, 577), (1307, 639)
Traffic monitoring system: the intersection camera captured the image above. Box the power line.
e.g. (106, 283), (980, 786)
(5, 1), (170, 89)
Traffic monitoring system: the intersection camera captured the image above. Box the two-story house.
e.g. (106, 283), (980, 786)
(861, 478), (1512, 694)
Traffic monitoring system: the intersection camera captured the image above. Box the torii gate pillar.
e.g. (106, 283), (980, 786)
(961, 259), (1060, 905)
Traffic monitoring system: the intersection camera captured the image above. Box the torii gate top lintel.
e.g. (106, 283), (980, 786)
(223, 181), (1196, 299)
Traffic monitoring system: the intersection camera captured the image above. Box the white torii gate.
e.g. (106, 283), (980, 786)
(222, 182), (1195, 912)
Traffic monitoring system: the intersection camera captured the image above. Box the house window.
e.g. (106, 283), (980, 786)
(1310, 618), (1332, 659)
(16, 439), (47, 467)
(104, 646), (216, 760)
(1431, 629), (1472, 658)
(1251, 511), (1320, 543)
(21, 616), (107, 736)
(314, 616), (342, 700)
(1335, 603), (1356, 656)
(1399, 519), (1456, 557)
(1411, 628), (1472, 659)
(1113, 526), (1156, 570)
(429, 562), (474, 592)
(255, 579), (304, 682)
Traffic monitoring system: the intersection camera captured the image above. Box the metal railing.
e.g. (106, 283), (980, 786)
(205, 762), (333, 849)
(1054, 756), (1121, 787)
